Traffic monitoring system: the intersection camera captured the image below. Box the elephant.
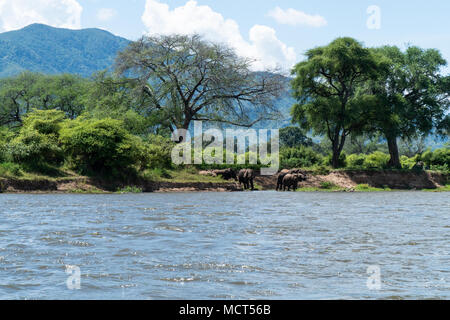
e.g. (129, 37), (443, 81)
(213, 168), (237, 181)
(238, 169), (255, 190)
(276, 169), (290, 191)
(282, 173), (301, 191)
(276, 169), (306, 191)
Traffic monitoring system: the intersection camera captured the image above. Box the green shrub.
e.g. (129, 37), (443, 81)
(0, 162), (22, 177)
(400, 155), (420, 169)
(0, 127), (14, 162)
(143, 134), (174, 169)
(363, 151), (390, 169)
(280, 146), (323, 168)
(319, 181), (336, 189)
(60, 118), (146, 177)
(346, 154), (366, 168)
(6, 110), (66, 169)
(430, 148), (450, 167)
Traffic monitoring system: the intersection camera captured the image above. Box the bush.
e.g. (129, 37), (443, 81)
(143, 134), (174, 169)
(0, 127), (14, 162)
(419, 148), (449, 171)
(0, 162), (22, 177)
(346, 154), (366, 168)
(363, 151), (390, 169)
(400, 155), (420, 169)
(6, 110), (66, 168)
(280, 146), (323, 168)
(60, 118), (146, 177)
(430, 148), (450, 167)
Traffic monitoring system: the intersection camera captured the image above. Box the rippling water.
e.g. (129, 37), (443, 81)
(0, 192), (449, 299)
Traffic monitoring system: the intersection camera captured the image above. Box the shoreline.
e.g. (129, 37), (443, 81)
(1, 170), (448, 194)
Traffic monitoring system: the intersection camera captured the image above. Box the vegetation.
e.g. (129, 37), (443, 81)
(0, 33), (448, 190)
(115, 34), (284, 135)
(0, 23), (129, 77)
(291, 38), (449, 169)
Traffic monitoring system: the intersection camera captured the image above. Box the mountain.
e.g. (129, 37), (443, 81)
(0, 24), (130, 77)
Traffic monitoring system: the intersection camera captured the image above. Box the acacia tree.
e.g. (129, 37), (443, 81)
(0, 72), (88, 126)
(291, 37), (386, 168)
(115, 34), (284, 137)
(368, 46), (450, 168)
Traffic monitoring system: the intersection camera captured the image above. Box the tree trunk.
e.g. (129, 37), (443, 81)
(386, 135), (402, 168)
(331, 130), (346, 168)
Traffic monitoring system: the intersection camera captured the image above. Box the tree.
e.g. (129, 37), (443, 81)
(368, 46), (450, 168)
(291, 37), (385, 168)
(0, 72), (40, 126)
(0, 72), (89, 126)
(279, 126), (313, 148)
(115, 34), (284, 137)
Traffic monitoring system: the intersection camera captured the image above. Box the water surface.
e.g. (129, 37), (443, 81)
(0, 192), (448, 299)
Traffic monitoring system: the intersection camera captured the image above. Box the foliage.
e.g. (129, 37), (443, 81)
(280, 146), (323, 168)
(115, 34), (284, 132)
(143, 134), (175, 169)
(367, 45), (450, 168)
(0, 162), (22, 177)
(60, 118), (145, 177)
(291, 37), (387, 168)
(363, 151), (390, 169)
(6, 109), (65, 169)
(279, 126), (313, 148)
(0, 72), (90, 126)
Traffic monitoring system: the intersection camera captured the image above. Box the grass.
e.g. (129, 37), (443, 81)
(422, 184), (450, 192)
(142, 167), (228, 183)
(354, 184), (392, 192)
(116, 186), (143, 193)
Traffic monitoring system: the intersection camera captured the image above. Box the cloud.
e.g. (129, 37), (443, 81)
(0, 0), (82, 31)
(268, 7), (327, 27)
(141, 0), (296, 71)
(97, 8), (117, 22)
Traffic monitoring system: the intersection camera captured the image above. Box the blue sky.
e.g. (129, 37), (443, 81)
(0, 0), (449, 71)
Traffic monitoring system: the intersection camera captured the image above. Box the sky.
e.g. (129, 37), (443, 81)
(0, 0), (449, 72)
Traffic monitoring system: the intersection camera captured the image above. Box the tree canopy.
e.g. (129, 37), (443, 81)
(291, 37), (387, 168)
(115, 34), (285, 136)
(366, 46), (450, 167)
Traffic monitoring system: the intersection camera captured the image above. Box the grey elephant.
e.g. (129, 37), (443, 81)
(238, 169), (255, 190)
(276, 169), (290, 191)
(213, 168), (237, 181)
(282, 173), (300, 191)
(276, 169), (305, 191)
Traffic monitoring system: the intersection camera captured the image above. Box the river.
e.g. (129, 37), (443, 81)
(0, 191), (448, 299)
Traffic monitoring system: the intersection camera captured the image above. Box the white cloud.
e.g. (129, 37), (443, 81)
(141, 0), (296, 71)
(97, 8), (117, 22)
(268, 7), (327, 27)
(0, 0), (82, 31)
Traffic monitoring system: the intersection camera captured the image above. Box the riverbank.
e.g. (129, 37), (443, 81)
(0, 169), (448, 193)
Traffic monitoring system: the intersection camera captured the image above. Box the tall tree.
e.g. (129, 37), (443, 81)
(368, 46), (450, 168)
(291, 37), (385, 168)
(115, 34), (284, 136)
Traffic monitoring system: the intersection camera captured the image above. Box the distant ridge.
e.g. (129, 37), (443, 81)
(0, 23), (130, 77)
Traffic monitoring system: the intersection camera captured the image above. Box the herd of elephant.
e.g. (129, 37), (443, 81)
(204, 168), (307, 191)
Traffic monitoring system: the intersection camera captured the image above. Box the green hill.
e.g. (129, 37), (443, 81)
(0, 23), (130, 77)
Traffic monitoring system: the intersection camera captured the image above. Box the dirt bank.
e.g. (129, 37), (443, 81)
(0, 170), (448, 193)
(255, 170), (448, 190)
(0, 177), (241, 193)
